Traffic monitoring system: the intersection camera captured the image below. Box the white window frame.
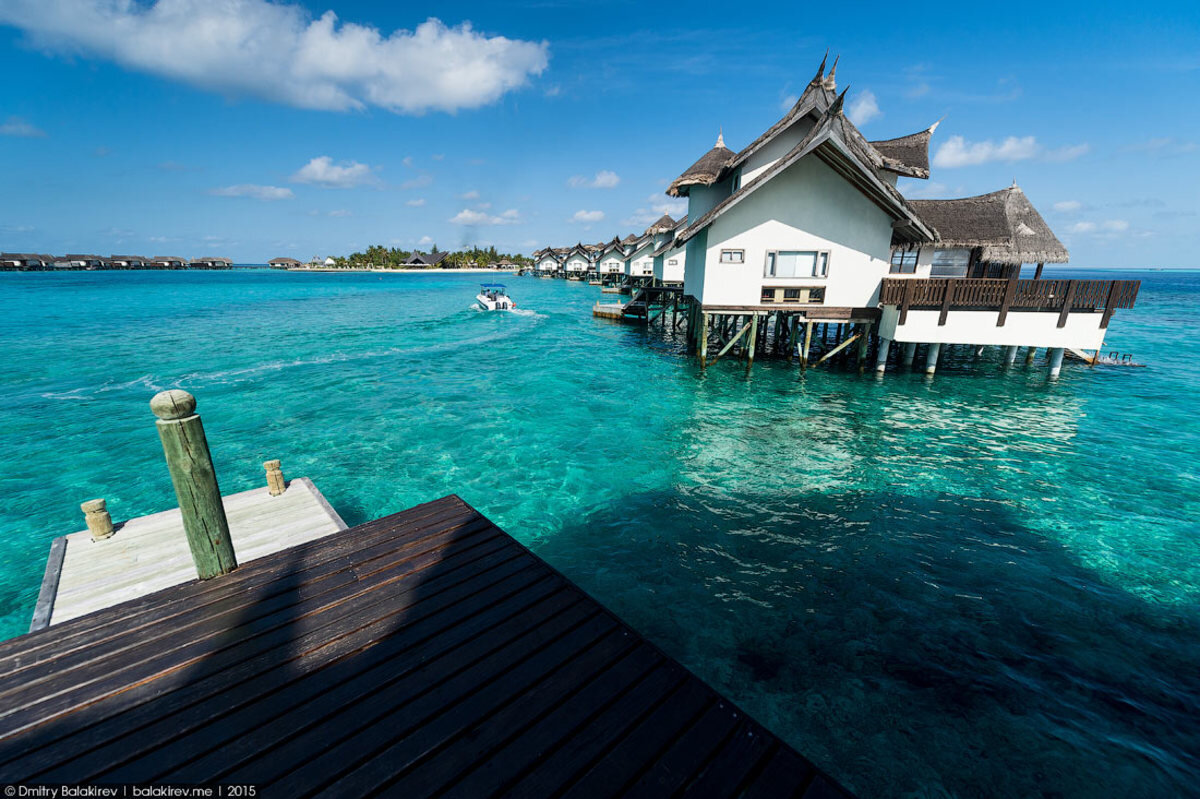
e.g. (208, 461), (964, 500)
(720, 249), (744, 264)
(667, 258), (678, 265)
(763, 249), (830, 279)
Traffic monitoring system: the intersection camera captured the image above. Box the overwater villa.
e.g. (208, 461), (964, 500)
(650, 215), (688, 286)
(189, 257), (233, 269)
(562, 243), (593, 279)
(533, 247), (563, 276)
(108, 254), (148, 269)
(149, 256), (187, 269)
(269, 257), (303, 269)
(653, 55), (1138, 375)
(0, 252), (52, 270)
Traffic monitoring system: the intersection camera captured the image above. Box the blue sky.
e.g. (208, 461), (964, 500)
(0, 0), (1196, 266)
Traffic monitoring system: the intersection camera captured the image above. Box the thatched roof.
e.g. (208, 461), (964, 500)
(645, 214), (676, 235)
(676, 91), (936, 248)
(868, 122), (938, 179)
(666, 133), (735, 197)
(269, 257), (303, 265)
(907, 185), (1068, 264)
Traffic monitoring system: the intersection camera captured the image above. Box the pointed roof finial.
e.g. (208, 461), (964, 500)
(829, 86), (848, 116)
(715, 127), (726, 149)
(810, 50), (829, 86)
(1011, 178), (1019, 189)
(929, 116), (944, 134)
(823, 54), (840, 91)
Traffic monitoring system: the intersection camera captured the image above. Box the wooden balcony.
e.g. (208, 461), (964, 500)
(880, 277), (1140, 328)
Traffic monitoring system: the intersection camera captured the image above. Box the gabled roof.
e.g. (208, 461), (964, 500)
(675, 92), (936, 248)
(565, 242), (592, 259)
(644, 214), (677, 235)
(405, 251), (449, 266)
(907, 184), (1068, 264)
(110, 254), (147, 261)
(620, 234), (639, 245)
(725, 54), (840, 175)
(868, 122), (939, 180)
(666, 133), (735, 197)
(150, 255), (187, 262)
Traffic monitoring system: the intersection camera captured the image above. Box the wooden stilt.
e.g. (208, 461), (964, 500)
(814, 331), (862, 365)
(801, 321), (814, 369)
(699, 312), (709, 365)
(746, 314), (759, 364)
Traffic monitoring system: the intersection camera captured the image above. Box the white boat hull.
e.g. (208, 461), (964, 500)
(476, 293), (514, 311)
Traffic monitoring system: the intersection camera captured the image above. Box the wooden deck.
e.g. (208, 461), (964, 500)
(34, 477), (348, 630)
(0, 495), (853, 798)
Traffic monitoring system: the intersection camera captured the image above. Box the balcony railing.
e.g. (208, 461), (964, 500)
(880, 278), (1141, 329)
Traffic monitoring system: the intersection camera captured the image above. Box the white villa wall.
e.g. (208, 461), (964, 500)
(686, 183), (731, 222)
(598, 252), (625, 274)
(536, 257), (558, 272)
(683, 228), (709, 298)
(565, 255), (589, 273)
(653, 246), (686, 283)
(624, 245), (655, 276)
(739, 117), (815, 184)
(880, 307), (1107, 350)
(694, 155), (893, 307)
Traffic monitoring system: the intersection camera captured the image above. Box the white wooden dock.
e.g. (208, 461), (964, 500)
(33, 477), (347, 630)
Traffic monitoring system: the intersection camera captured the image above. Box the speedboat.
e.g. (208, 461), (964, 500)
(476, 283), (516, 310)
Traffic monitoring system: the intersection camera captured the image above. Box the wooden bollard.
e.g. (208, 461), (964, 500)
(150, 390), (237, 579)
(81, 498), (115, 542)
(264, 459), (286, 496)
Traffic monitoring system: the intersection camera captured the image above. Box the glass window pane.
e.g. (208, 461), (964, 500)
(931, 249), (970, 277)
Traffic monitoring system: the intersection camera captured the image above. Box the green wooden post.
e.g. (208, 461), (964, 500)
(150, 390), (237, 579)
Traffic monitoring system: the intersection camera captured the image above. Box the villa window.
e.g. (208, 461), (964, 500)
(890, 249), (918, 274)
(930, 249), (970, 277)
(720, 249), (744, 264)
(764, 250), (829, 278)
(668, 259), (678, 265)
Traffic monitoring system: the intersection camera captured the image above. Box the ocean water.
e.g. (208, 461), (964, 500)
(1, 269), (1197, 798)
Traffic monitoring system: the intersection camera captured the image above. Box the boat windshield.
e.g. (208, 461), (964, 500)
(479, 283), (508, 298)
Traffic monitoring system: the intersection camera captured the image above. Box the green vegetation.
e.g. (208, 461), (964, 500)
(332, 244), (532, 269)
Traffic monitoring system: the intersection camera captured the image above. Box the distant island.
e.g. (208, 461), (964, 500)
(271, 245), (533, 271)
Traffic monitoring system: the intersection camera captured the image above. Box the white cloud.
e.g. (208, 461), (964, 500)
(1127, 137), (1197, 156)
(406, 198), (426, 207)
(210, 183), (294, 200)
(328, 209), (352, 217)
(932, 135), (1039, 168)
(0, 1), (548, 115)
(431, 153), (445, 161)
(568, 170), (620, 189)
(1053, 200), (1083, 213)
(1068, 219), (1130, 237)
(291, 156), (377, 188)
(460, 189), (480, 200)
(1044, 142), (1090, 162)
(0, 116), (46, 137)
(622, 194), (687, 228)
(402, 156), (414, 168)
(847, 90), (881, 126)
(450, 207), (520, 225)
(418, 235), (434, 246)
(1067, 222), (1096, 234)
(571, 210), (605, 223)
(779, 93), (798, 112)
(401, 174), (433, 190)
(1103, 219), (1129, 232)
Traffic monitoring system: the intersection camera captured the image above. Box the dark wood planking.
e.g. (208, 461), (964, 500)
(0, 495), (855, 798)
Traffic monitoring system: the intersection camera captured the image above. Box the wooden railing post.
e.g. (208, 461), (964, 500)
(997, 276), (1018, 327)
(150, 390), (237, 579)
(1057, 280), (1078, 328)
(939, 279), (956, 326)
(899, 279), (913, 324)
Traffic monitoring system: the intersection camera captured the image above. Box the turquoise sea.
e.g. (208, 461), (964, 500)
(1, 269), (1197, 798)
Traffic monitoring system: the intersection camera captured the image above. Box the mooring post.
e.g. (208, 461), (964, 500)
(150, 390), (237, 579)
(924, 343), (942, 375)
(81, 499), (115, 542)
(1003, 345), (1019, 367)
(1024, 346), (1037, 366)
(264, 459), (287, 496)
(901, 342), (917, 367)
(699, 313), (709, 366)
(1047, 347), (1065, 379)
(874, 337), (891, 373)
(801, 321), (814, 369)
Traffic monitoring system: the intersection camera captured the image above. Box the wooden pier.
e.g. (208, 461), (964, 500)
(0, 495), (853, 798)
(33, 477), (347, 630)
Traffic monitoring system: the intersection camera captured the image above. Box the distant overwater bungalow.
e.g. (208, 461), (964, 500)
(549, 55), (1139, 376)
